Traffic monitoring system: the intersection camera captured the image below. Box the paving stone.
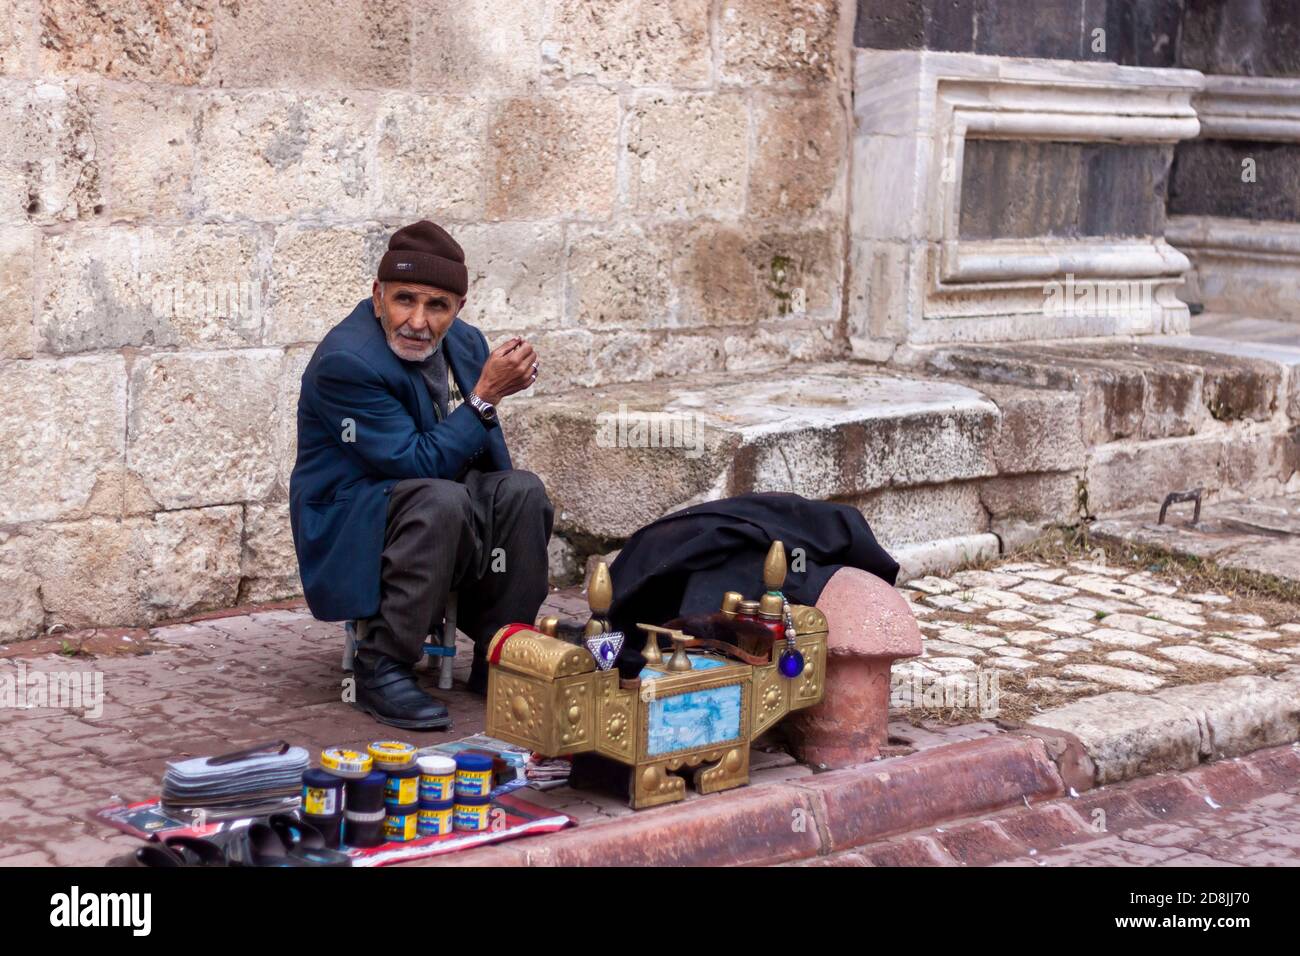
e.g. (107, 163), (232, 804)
(1211, 611), (1270, 627)
(923, 640), (985, 659)
(1028, 676), (1097, 692)
(1061, 665), (1166, 692)
(1063, 595), (1142, 615)
(985, 657), (1038, 672)
(1132, 594), (1207, 627)
(1203, 637), (1288, 664)
(965, 587), (1032, 608)
(1039, 618), (1096, 636)
(1089, 628), (1161, 649)
(1100, 613), (1200, 639)
(907, 576), (959, 594)
(1015, 567), (1069, 582)
(1061, 574), (1149, 600)
(950, 570), (1024, 590)
(1185, 592), (1233, 605)
(1043, 637), (1096, 653)
(937, 627), (1005, 649)
(1121, 573), (1179, 595)
(1005, 630), (1053, 646)
(993, 562), (1049, 575)
(1224, 629), (1282, 642)
(1036, 653), (1069, 663)
(1156, 645), (1254, 670)
(923, 657), (979, 674)
(1104, 651), (1178, 674)
(987, 609), (1035, 624)
(988, 645), (1033, 658)
(1011, 580), (1078, 601)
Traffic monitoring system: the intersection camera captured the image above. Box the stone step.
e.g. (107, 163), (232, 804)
(912, 335), (1300, 517)
(919, 337), (1291, 446)
(508, 363), (1005, 550)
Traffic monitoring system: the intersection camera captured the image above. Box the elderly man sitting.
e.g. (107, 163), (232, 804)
(289, 220), (554, 730)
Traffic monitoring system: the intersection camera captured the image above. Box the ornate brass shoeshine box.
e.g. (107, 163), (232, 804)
(485, 546), (827, 809)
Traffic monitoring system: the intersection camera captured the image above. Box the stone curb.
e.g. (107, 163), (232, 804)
(791, 742), (1300, 866)
(420, 735), (1065, 867)
(1015, 667), (1300, 787)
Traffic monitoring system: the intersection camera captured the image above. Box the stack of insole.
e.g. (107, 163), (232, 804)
(162, 744), (310, 820)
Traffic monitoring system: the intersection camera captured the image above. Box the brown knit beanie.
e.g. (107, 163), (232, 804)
(377, 220), (468, 296)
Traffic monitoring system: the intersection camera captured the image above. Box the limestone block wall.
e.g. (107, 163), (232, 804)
(0, 0), (856, 640)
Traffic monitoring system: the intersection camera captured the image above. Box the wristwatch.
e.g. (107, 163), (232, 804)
(467, 392), (498, 427)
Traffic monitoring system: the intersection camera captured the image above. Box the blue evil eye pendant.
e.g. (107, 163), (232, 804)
(585, 630), (625, 671)
(778, 603), (804, 679)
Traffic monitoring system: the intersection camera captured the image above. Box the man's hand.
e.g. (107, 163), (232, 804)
(471, 336), (538, 406)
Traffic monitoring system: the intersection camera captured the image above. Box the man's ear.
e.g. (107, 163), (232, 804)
(455, 294), (468, 317)
(372, 279), (383, 313)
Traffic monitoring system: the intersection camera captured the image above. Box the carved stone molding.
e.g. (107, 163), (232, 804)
(1170, 74), (1300, 321)
(850, 50), (1203, 351)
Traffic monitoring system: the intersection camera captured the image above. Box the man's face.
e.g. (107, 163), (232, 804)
(373, 280), (463, 362)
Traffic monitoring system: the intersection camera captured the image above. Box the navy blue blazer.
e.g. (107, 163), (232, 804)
(289, 298), (512, 622)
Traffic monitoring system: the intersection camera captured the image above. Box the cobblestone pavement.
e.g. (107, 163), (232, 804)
(1, 552), (1296, 867)
(805, 742), (1300, 867)
(897, 558), (1300, 721)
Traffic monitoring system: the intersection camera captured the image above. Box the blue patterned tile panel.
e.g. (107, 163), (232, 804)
(645, 683), (744, 757)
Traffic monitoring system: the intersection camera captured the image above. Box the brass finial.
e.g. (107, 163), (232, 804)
(583, 560), (613, 638)
(762, 540), (787, 591)
(588, 560), (612, 615)
(535, 614), (559, 637)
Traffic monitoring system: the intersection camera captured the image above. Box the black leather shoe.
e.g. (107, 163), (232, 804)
(353, 654), (452, 730)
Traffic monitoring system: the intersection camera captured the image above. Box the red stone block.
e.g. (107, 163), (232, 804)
(523, 784), (823, 867)
(793, 736), (1064, 852)
(1068, 788), (1158, 835)
(1193, 758), (1273, 807)
(1241, 744), (1300, 791)
(860, 835), (954, 867)
(934, 820), (1028, 866)
(994, 803), (1095, 851)
(1125, 775), (1208, 820)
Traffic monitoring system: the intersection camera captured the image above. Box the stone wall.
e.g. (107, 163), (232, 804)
(0, 0), (856, 640)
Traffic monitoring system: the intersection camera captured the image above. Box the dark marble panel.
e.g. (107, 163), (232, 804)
(960, 140), (1083, 239)
(1179, 0), (1300, 76)
(1104, 0), (1184, 67)
(973, 0), (1089, 60)
(960, 140), (1172, 239)
(924, 0), (978, 51)
(1080, 143), (1173, 236)
(1169, 139), (1300, 221)
(854, 0), (926, 49)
